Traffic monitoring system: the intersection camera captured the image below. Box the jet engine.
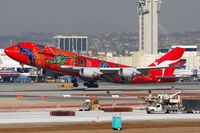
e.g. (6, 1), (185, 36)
(118, 68), (141, 77)
(79, 68), (102, 78)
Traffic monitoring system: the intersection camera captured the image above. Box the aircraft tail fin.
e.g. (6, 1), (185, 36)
(148, 47), (185, 77)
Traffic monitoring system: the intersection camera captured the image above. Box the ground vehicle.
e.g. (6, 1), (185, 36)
(58, 83), (73, 88)
(79, 99), (101, 111)
(145, 91), (183, 114)
(146, 103), (182, 114)
(147, 99), (200, 114)
(46, 76), (56, 83)
(146, 104), (162, 114)
(145, 91), (200, 114)
(58, 75), (71, 83)
(182, 99), (200, 113)
(15, 75), (32, 83)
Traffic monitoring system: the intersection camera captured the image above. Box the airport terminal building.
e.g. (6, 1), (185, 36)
(53, 35), (88, 54)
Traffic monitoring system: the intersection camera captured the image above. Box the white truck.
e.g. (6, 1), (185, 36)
(146, 103), (183, 114)
(145, 91), (183, 114)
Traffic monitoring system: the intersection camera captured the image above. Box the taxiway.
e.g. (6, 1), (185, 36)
(0, 82), (200, 124)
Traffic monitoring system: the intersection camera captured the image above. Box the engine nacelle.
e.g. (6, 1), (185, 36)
(118, 68), (140, 77)
(79, 68), (102, 78)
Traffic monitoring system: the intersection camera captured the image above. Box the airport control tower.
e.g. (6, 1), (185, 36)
(136, 0), (161, 54)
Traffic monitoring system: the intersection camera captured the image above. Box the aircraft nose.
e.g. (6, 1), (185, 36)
(4, 45), (19, 59)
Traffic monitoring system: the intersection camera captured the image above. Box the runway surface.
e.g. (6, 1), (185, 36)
(1, 82), (200, 91)
(0, 82), (199, 109)
(0, 82), (200, 124)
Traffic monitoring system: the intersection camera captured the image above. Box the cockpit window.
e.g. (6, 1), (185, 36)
(17, 42), (26, 47)
(37, 44), (45, 50)
(17, 42), (22, 45)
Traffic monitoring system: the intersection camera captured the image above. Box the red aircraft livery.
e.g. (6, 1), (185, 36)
(4, 42), (185, 88)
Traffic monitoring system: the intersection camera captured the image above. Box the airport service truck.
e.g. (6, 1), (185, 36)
(79, 98), (101, 111)
(145, 91), (183, 114)
(146, 99), (200, 114)
(146, 103), (183, 114)
(145, 91), (200, 114)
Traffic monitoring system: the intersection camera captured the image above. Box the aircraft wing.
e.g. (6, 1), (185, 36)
(136, 65), (176, 69)
(135, 66), (175, 75)
(60, 65), (172, 77)
(61, 65), (122, 74)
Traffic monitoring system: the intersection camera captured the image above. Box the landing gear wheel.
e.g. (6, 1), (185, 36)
(83, 82), (88, 86)
(84, 80), (99, 88)
(73, 83), (78, 87)
(71, 77), (78, 87)
(86, 84), (92, 88)
(86, 84), (98, 88)
(86, 83), (99, 88)
(94, 84), (99, 88)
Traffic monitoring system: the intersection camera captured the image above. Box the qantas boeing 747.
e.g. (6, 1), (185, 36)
(4, 42), (185, 88)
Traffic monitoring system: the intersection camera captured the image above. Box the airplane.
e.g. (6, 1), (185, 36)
(4, 42), (185, 88)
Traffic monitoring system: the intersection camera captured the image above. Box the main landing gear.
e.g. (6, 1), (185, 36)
(71, 78), (78, 87)
(83, 80), (99, 88)
(71, 78), (99, 88)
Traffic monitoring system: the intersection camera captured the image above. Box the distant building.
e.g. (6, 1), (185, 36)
(105, 45), (200, 68)
(158, 48), (169, 54)
(136, 0), (162, 54)
(53, 35), (88, 54)
(106, 51), (115, 57)
(97, 52), (106, 57)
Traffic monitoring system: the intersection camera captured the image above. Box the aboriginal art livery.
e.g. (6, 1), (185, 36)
(4, 42), (185, 88)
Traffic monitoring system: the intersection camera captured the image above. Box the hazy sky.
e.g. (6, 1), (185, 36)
(0, 0), (200, 35)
